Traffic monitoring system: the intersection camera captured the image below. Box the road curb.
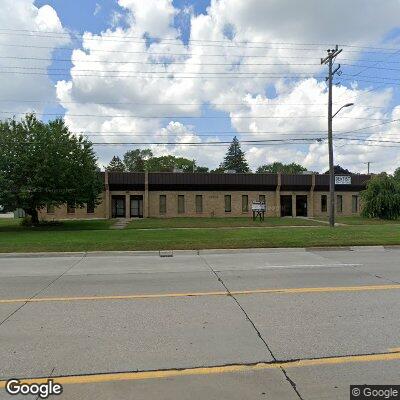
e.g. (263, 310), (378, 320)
(0, 245), (393, 258)
(306, 246), (352, 252)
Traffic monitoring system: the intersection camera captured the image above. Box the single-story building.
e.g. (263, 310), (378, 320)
(38, 172), (371, 220)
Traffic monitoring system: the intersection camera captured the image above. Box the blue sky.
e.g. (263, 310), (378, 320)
(34, 0), (209, 38)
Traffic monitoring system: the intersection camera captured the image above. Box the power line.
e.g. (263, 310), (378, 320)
(3, 55), (400, 66)
(90, 139), (321, 146)
(337, 136), (400, 144)
(0, 32), (338, 50)
(0, 110), (387, 120)
(0, 99), (332, 107)
(0, 70), (324, 79)
(0, 56), (322, 66)
(339, 118), (400, 134)
(0, 101), (388, 111)
(3, 68), (400, 85)
(3, 67), (399, 81)
(0, 42), (390, 55)
(0, 67), (323, 75)
(0, 28), (398, 51)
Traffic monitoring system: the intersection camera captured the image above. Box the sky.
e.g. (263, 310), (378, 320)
(1, 0), (400, 173)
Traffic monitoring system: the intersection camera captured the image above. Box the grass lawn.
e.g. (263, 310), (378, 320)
(0, 223), (399, 253)
(126, 217), (325, 229)
(312, 216), (400, 225)
(0, 218), (112, 232)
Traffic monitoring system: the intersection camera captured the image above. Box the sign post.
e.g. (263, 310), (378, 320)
(251, 201), (266, 221)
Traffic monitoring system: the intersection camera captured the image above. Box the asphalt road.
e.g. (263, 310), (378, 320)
(0, 247), (400, 399)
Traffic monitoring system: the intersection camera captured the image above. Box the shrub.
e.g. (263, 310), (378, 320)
(361, 174), (400, 220)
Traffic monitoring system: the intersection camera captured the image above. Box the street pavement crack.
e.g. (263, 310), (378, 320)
(0, 253), (87, 328)
(200, 256), (305, 400)
(350, 264), (400, 285)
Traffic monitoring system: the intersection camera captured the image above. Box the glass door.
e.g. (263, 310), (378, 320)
(112, 197), (126, 218)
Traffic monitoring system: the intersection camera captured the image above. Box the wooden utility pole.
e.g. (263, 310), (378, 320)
(364, 161), (373, 174)
(321, 46), (342, 228)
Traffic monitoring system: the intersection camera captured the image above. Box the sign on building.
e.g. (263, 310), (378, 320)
(335, 176), (351, 185)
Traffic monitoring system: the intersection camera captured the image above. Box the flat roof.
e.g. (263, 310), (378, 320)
(106, 172), (371, 192)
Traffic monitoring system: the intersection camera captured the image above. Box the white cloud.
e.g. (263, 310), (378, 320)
(118, 0), (177, 37)
(51, 0), (400, 172)
(0, 0), (68, 115)
(94, 3), (102, 16)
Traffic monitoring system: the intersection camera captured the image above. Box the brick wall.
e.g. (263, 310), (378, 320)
(148, 191), (277, 218)
(38, 188), (364, 220)
(38, 192), (107, 221)
(313, 191), (361, 217)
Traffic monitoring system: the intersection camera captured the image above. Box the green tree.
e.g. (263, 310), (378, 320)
(123, 149), (153, 172)
(256, 162), (307, 174)
(0, 114), (103, 225)
(219, 136), (250, 173)
(106, 156), (125, 172)
(361, 173), (400, 220)
(394, 167), (400, 181)
(209, 167), (225, 173)
(324, 165), (352, 175)
(146, 155), (196, 172)
(195, 166), (209, 173)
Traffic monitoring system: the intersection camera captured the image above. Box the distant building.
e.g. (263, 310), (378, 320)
(38, 172), (370, 220)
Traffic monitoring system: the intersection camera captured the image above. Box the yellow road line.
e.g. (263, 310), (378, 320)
(1, 284), (400, 304)
(388, 347), (400, 353)
(1, 352), (399, 388)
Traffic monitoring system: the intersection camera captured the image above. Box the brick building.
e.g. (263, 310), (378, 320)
(39, 172), (370, 220)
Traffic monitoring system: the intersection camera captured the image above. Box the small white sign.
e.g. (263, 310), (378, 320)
(335, 175), (351, 185)
(251, 201), (266, 212)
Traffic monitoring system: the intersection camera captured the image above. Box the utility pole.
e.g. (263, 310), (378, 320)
(321, 45), (342, 228)
(364, 161), (373, 174)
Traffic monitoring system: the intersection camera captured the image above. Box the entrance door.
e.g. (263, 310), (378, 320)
(130, 195), (143, 218)
(112, 196), (126, 218)
(280, 195), (293, 217)
(296, 195), (308, 217)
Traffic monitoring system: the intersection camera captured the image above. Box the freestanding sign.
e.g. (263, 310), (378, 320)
(251, 201), (266, 221)
(335, 176), (351, 185)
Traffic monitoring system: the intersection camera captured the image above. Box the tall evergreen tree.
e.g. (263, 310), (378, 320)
(219, 136), (250, 173)
(106, 156), (125, 172)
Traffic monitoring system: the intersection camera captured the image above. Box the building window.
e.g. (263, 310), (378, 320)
(47, 204), (54, 214)
(352, 195), (359, 213)
(337, 195), (343, 213)
(224, 195), (231, 212)
(178, 195), (185, 214)
(321, 195), (327, 212)
(87, 201), (95, 214)
(67, 202), (75, 214)
(195, 195), (203, 213)
(242, 195), (248, 212)
(259, 194), (266, 203)
(159, 195), (166, 215)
